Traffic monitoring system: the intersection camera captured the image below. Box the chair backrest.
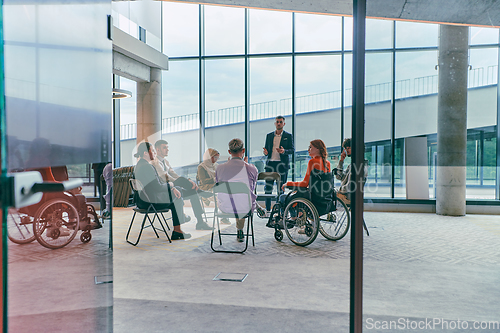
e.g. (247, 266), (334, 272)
(129, 178), (143, 192)
(309, 169), (335, 203)
(213, 181), (252, 217)
(257, 171), (280, 182)
(129, 178), (153, 205)
(256, 171), (281, 195)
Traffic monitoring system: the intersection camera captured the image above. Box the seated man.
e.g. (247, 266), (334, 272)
(333, 138), (368, 206)
(215, 138), (258, 242)
(134, 142), (190, 240)
(151, 139), (212, 231)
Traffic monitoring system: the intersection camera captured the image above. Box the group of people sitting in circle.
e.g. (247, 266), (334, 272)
(133, 135), (355, 242)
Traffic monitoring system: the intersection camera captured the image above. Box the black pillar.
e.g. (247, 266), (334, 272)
(350, 0), (366, 332)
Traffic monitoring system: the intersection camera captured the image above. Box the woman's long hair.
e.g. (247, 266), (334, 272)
(310, 139), (328, 170)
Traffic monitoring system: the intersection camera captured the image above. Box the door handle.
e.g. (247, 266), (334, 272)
(1, 171), (83, 209)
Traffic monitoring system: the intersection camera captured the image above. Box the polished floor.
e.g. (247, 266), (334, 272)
(7, 205), (500, 332)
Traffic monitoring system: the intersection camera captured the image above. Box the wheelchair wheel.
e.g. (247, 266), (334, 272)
(283, 197), (319, 246)
(7, 208), (36, 244)
(319, 197), (350, 241)
(33, 198), (80, 249)
(274, 229), (283, 241)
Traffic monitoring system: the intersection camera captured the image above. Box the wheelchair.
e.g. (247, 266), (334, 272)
(7, 166), (102, 249)
(266, 170), (351, 247)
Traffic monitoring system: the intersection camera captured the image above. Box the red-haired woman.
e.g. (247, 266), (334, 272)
(271, 139), (331, 230)
(282, 139), (330, 191)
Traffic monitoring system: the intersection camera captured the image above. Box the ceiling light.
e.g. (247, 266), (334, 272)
(112, 88), (132, 99)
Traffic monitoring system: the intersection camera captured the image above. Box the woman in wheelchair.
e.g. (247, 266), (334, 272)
(265, 139), (350, 246)
(271, 140), (332, 229)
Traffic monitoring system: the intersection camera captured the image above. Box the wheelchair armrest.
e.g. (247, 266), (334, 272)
(284, 185), (304, 191)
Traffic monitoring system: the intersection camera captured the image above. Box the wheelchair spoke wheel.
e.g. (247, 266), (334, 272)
(33, 199), (80, 249)
(319, 197), (350, 241)
(7, 208), (36, 244)
(283, 198), (319, 246)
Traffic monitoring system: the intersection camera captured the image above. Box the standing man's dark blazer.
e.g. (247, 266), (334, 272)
(264, 130), (294, 169)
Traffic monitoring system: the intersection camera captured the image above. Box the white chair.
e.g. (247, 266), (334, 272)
(211, 181), (254, 254)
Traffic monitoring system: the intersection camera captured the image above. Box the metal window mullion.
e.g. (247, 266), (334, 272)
(496, 32), (500, 200)
(341, 16), (345, 146)
(391, 21), (396, 198)
(245, 8), (250, 156)
(113, 75), (121, 167)
(199, 4), (205, 163)
(291, 12), (296, 181)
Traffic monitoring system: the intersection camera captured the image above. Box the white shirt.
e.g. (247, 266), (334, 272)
(271, 132), (282, 161)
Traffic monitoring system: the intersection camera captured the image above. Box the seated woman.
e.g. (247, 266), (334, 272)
(197, 148), (220, 194)
(197, 148), (231, 225)
(134, 142), (191, 240)
(277, 139), (331, 229)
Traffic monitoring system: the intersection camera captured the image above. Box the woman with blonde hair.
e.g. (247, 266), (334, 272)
(197, 148), (231, 225)
(197, 148), (220, 192)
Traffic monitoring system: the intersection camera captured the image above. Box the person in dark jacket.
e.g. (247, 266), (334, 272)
(262, 115), (294, 212)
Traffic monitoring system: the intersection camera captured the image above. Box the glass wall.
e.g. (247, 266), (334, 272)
(295, 54), (342, 179)
(4, 1), (113, 332)
(162, 60), (200, 178)
(205, 58), (245, 163)
(118, 77), (137, 167)
(108, 3), (500, 332)
(248, 56), (292, 172)
(155, 4), (499, 200)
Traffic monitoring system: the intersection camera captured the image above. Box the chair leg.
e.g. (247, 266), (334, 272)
(210, 214), (219, 251)
(156, 212), (171, 243)
(363, 218), (370, 236)
(126, 212), (148, 246)
(160, 212), (171, 230)
(147, 213), (161, 238)
(249, 215), (255, 247)
(148, 206), (171, 242)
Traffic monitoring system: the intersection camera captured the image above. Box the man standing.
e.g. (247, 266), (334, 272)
(263, 115), (294, 212)
(152, 139), (212, 231)
(216, 138), (258, 242)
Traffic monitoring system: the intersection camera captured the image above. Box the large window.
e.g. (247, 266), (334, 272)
(204, 6), (245, 56)
(249, 56), (292, 169)
(394, 50), (439, 197)
(162, 2), (199, 57)
(205, 58), (245, 161)
(249, 9), (292, 54)
(162, 60), (200, 174)
(153, 5), (500, 201)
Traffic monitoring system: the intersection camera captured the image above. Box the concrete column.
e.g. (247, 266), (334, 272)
(137, 68), (162, 145)
(436, 25), (468, 216)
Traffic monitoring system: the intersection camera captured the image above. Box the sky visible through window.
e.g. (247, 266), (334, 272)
(116, 3), (499, 126)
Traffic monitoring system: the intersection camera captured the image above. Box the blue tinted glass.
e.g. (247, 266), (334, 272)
(163, 2), (199, 57)
(204, 5), (244, 56)
(396, 21), (438, 48)
(249, 9), (292, 54)
(295, 13), (342, 52)
(4, 1), (112, 170)
(470, 27), (499, 45)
